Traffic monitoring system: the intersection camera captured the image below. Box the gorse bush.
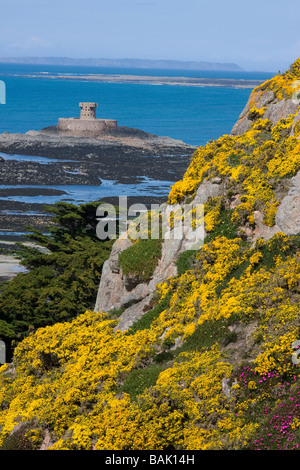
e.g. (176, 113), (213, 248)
(1, 230), (300, 450)
(168, 59), (300, 235)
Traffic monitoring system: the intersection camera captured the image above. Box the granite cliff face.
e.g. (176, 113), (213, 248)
(94, 225), (181, 332)
(95, 59), (300, 332)
(94, 177), (224, 331)
(231, 90), (300, 136)
(231, 60), (300, 136)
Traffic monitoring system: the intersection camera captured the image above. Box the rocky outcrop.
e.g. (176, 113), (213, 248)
(94, 209), (187, 331)
(0, 128), (194, 161)
(94, 68), (300, 334)
(252, 211), (281, 244)
(231, 89), (300, 136)
(94, 178), (224, 331)
(0, 127), (195, 239)
(275, 171), (300, 235)
(0, 158), (101, 186)
(192, 176), (223, 204)
(95, 165), (300, 332)
(247, 170), (300, 243)
(0, 129), (194, 185)
(95, 237), (134, 314)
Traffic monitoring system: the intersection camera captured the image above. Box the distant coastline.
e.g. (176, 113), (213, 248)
(0, 56), (243, 72)
(1, 72), (263, 89)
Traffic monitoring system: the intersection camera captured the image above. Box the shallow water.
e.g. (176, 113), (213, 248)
(0, 152), (77, 164)
(0, 65), (273, 220)
(0, 64), (273, 146)
(0, 177), (175, 205)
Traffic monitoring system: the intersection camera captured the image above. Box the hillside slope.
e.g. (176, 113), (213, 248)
(1, 59), (300, 450)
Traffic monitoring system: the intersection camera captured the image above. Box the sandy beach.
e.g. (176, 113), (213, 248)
(0, 252), (25, 282)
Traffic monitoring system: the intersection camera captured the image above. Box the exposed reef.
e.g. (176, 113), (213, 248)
(0, 126), (195, 182)
(0, 126), (195, 237)
(6, 73), (264, 89)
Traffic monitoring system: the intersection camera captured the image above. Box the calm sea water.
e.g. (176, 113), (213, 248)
(0, 64), (274, 210)
(0, 64), (274, 146)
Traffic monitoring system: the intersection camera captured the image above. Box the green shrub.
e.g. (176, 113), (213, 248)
(176, 250), (196, 275)
(205, 208), (239, 243)
(119, 238), (162, 282)
(119, 363), (167, 400)
(0, 422), (42, 450)
(0, 202), (114, 359)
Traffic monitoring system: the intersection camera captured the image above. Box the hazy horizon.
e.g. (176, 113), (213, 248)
(1, 0), (300, 73)
(0, 56), (246, 72)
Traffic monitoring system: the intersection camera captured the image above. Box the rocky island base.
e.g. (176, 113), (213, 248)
(0, 125), (195, 240)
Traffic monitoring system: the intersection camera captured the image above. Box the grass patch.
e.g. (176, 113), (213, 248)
(176, 250), (197, 276)
(119, 238), (162, 282)
(205, 208), (239, 243)
(255, 233), (300, 271)
(228, 152), (242, 167)
(119, 363), (168, 400)
(174, 318), (230, 357)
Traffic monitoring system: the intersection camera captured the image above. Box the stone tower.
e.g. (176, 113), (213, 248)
(58, 102), (118, 136)
(79, 102), (98, 120)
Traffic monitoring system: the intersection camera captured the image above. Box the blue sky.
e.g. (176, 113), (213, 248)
(1, 0), (300, 72)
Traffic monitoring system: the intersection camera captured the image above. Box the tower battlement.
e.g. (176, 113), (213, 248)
(79, 102), (97, 120)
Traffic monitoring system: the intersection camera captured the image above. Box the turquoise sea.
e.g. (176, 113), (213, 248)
(0, 64), (274, 146)
(0, 64), (275, 223)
